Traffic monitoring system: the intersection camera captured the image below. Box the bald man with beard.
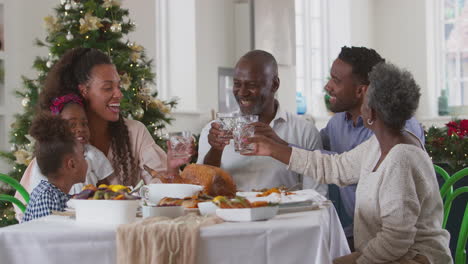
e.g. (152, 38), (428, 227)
(197, 50), (325, 194)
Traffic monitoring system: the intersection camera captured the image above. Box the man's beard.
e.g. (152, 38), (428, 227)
(329, 97), (359, 113)
(236, 97), (264, 115)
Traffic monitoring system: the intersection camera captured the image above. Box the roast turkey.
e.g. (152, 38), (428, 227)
(143, 164), (237, 197)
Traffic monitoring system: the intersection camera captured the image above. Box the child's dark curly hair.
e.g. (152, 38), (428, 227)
(29, 113), (76, 178)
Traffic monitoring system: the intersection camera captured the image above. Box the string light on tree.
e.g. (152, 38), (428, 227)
(21, 97), (30, 107)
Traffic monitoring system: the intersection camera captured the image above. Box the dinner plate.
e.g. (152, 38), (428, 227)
(278, 201), (319, 214)
(236, 189), (328, 205)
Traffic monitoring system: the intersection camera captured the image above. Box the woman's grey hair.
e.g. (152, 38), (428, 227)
(367, 62), (421, 130)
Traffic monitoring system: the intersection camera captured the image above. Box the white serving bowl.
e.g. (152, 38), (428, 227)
(139, 183), (203, 204)
(142, 205), (184, 218)
(69, 199), (140, 225)
(197, 201), (218, 216)
(216, 206), (279, 222)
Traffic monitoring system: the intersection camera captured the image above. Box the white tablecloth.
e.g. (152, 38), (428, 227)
(0, 207), (349, 264)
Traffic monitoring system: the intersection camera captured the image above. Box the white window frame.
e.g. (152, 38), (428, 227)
(434, 0), (468, 114)
(295, 0), (330, 119)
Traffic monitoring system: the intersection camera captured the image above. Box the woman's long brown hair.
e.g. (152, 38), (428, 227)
(39, 48), (138, 185)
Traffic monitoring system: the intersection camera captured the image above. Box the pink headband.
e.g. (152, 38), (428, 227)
(49, 93), (84, 115)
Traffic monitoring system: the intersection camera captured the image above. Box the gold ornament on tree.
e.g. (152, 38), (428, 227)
(102, 0), (122, 8)
(79, 12), (103, 34)
(128, 42), (143, 62)
(150, 99), (171, 114)
(13, 149), (33, 166)
(44, 16), (62, 33)
(119, 72), (131, 90)
(133, 106), (144, 119)
(110, 22), (122, 33)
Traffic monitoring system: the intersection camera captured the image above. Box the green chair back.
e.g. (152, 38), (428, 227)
(440, 168), (468, 200)
(443, 187), (468, 264)
(435, 164), (453, 200)
(0, 173), (30, 213)
(443, 187), (468, 228)
(435, 164), (451, 182)
(439, 167), (468, 264)
(456, 203), (468, 264)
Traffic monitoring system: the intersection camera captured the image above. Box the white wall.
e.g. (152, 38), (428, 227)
(195, 0), (236, 118)
(373, 0), (430, 119)
(122, 0), (156, 67)
(162, 0), (239, 133)
(350, 0), (374, 48)
(327, 0), (352, 63)
(0, 0), (57, 173)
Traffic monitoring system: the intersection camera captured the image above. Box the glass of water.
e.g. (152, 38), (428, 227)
(233, 115), (258, 154)
(166, 131), (192, 158)
(216, 112), (239, 140)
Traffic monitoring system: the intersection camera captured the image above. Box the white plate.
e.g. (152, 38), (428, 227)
(216, 206), (279, 222)
(236, 189), (328, 204)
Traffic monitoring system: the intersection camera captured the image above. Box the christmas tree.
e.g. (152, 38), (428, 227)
(0, 0), (177, 226)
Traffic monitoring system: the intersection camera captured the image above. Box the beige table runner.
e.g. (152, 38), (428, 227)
(116, 214), (223, 264)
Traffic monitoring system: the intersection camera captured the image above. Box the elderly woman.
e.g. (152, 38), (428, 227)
(244, 63), (452, 264)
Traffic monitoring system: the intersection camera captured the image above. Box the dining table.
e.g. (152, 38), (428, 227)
(0, 205), (350, 264)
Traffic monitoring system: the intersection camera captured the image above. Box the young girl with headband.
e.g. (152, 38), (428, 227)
(16, 93), (113, 221)
(22, 113), (88, 222)
(26, 93), (113, 194)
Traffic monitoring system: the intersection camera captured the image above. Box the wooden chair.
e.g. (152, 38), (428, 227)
(0, 173), (30, 213)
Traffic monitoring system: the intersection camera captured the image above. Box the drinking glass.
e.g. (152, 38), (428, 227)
(233, 115), (258, 154)
(166, 131), (192, 158)
(216, 112), (238, 140)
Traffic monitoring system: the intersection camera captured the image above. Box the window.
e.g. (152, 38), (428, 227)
(438, 0), (468, 114)
(295, 0), (329, 118)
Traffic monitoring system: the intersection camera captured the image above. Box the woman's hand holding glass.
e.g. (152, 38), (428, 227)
(165, 131), (195, 174)
(242, 135), (292, 165)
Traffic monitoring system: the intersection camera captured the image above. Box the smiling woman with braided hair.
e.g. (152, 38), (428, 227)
(36, 48), (190, 186)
